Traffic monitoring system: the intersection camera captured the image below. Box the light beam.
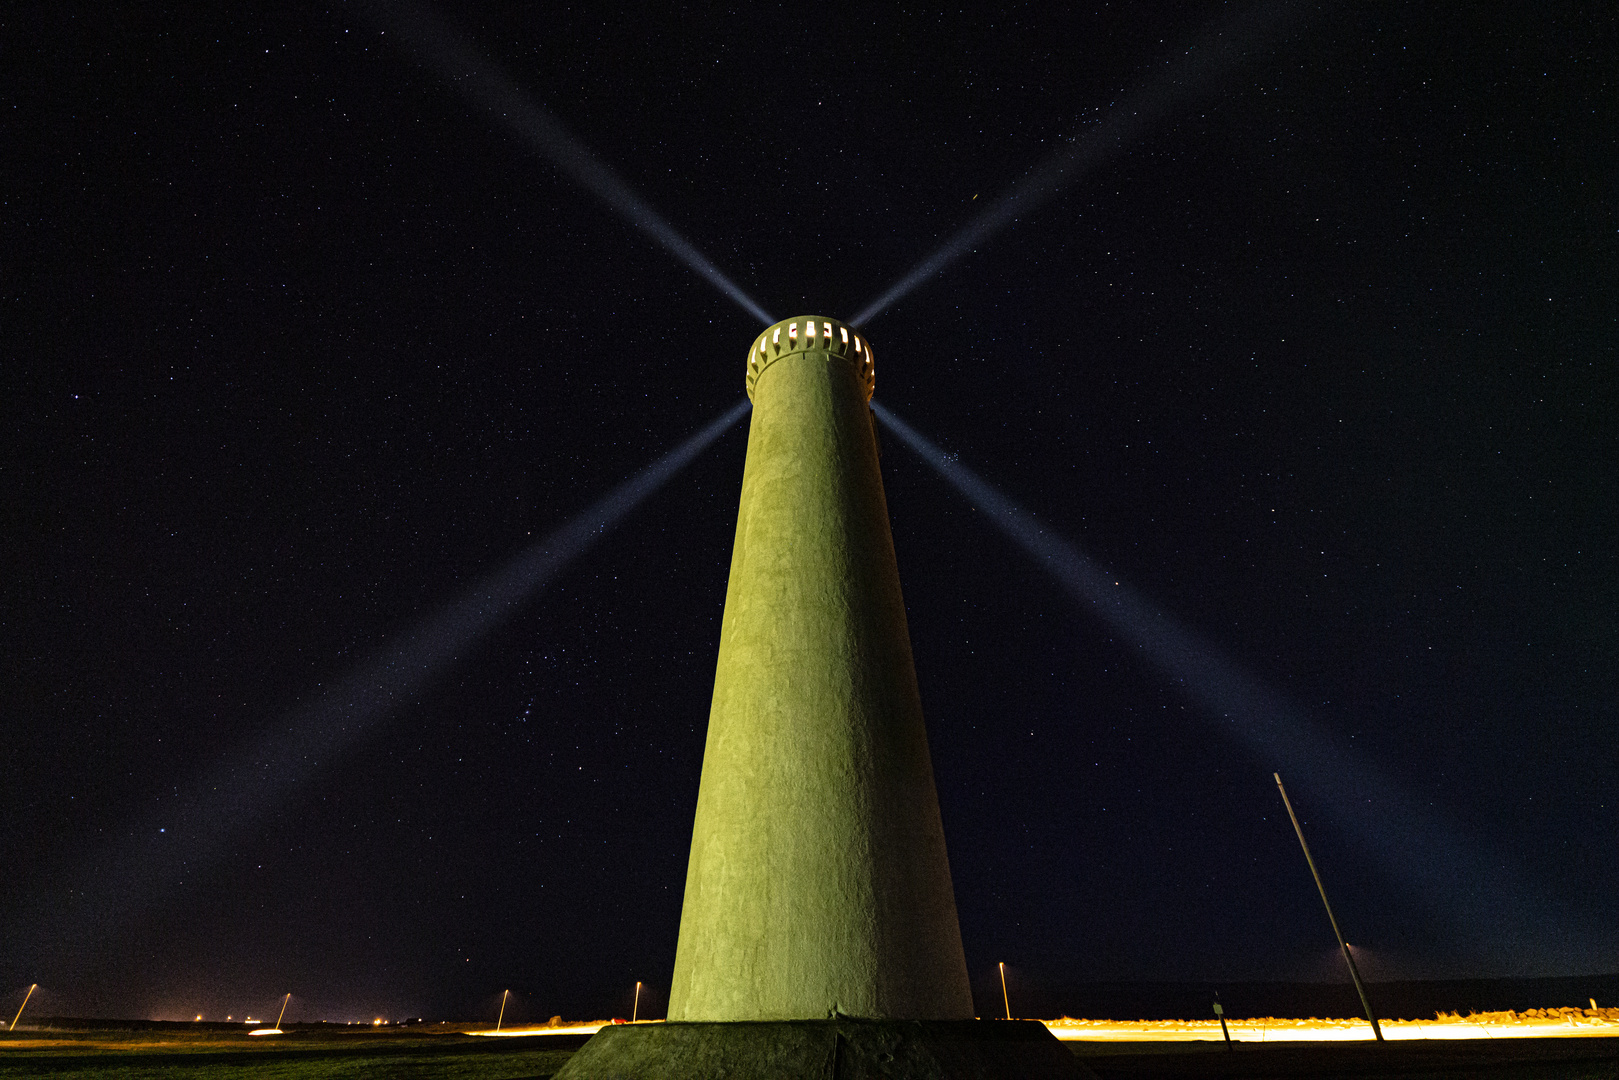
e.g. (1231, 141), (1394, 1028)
(873, 401), (1603, 973)
(852, 0), (1305, 326)
(352, 0), (775, 326)
(14, 401), (751, 967)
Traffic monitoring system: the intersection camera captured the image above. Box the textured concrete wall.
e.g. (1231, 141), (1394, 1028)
(667, 318), (973, 1021)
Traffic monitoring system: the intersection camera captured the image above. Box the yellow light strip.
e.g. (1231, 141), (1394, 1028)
(1044, 1015), (1619, 1042)
(466, 1014), (1619, 1043)
(467, 1022), (608, 1037)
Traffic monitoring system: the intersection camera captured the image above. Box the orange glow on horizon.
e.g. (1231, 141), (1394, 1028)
(467, 1009), (1618, 1043)
(1045, 1008), (1619, 1042)
(469, 1021), (626, 1037)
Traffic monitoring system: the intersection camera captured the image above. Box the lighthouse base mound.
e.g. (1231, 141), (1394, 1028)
(552, 1018), (1090, 1080)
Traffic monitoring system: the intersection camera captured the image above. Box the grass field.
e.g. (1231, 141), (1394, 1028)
(4, 1026), (1616, 1079)
(0, 1028), (585, 1080)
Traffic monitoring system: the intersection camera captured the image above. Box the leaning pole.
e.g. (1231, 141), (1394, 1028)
(557, 318), (1080, 1079)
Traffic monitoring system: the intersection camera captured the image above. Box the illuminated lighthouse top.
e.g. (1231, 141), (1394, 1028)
(747, 316), (873, 402)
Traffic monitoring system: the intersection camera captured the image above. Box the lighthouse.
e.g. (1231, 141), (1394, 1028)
(556, 319), (1079, 1079)
(669, 316), (972, 1022)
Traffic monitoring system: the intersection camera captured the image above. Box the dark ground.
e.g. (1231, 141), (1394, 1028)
(0, 1026), (585, 1080)
(1070, 1039), (1619, 1080)
(3, 1027), (1616, 1080)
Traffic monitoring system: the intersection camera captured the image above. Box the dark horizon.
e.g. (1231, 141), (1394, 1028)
(4, 1), (1614, 1023)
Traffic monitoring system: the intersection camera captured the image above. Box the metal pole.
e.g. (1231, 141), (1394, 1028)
(9, 984), (36, 1031)
(275, 993), (290, 1028)
(632, 982), (641, 1023)
(1274, 773), (1383, 1041)
(1213, 992), (1231, 1049)
(496, 989), (508, 1032)
(998, 962), (1011, 1020)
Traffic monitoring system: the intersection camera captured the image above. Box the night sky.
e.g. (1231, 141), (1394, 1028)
(5, 2), (1615, 1025)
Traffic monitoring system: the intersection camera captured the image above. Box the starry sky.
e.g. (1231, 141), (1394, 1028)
(4, 2), (1615, 1024)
